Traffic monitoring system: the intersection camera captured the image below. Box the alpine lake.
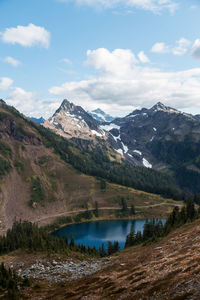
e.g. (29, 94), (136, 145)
(53, 219), (165, 250)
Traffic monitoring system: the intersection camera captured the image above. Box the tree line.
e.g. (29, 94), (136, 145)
(0, 219), (120, 259)
(125, 200), (197, 248)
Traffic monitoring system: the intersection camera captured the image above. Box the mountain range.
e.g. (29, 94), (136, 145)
(29, 117), (45, 124)
(43, 99), (200, 195)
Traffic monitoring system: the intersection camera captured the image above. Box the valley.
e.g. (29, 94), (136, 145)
(0, 98), (199, 299)
(0, 99), (185, 233)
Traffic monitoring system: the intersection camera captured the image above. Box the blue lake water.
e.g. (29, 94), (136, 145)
(53, 219), (164, 250)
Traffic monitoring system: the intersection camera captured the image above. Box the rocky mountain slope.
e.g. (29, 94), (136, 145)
(44, 99), (105, 140)
(106, 102), (200, 169)
(44, 100), (200, 171)
(44, 100), (200, 194)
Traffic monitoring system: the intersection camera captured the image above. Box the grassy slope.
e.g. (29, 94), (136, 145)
(0, 216), (199, 299)
(0, 103), (181, 231)
(14, 218), (200, 300)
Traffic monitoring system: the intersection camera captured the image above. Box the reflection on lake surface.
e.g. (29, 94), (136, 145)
(53, 219), (164, 249)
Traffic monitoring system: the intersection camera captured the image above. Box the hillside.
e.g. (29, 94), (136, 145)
(0, 99), (180, 232)
(1, 212), (200, 299)
(49, 218), (200, 300)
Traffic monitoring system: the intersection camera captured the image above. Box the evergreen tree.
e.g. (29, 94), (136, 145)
(99, 243), (106, 257)
(70, 233), (75, 248)
(107, 241), (113, 256)
(125, 202), (198, 249)
(135, 231), (142, 244)
(94, 201), (99, 218)
(186, 200), (196, 220)
(130, 204), (135, 215)
(125, 225), (135, 248)
(100, 179), (107, 190)
(113, 241), (119, 253)
(65, 236), (68, 246)
(121, 197), (128, 212)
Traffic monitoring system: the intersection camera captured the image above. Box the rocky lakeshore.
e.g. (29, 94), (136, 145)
(17, 257), (113, 282)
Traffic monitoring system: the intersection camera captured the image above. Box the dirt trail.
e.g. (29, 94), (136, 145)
(35, 202), (183, 225)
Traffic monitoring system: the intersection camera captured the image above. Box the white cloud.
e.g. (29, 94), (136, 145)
(49, 48), (200, 115)
(6, 87), (60, 119)
(151, 42), (170, 53)
(7, 88), (34, 108)
(137, 51), (150, 63)
(151, 38), (191, 56)
(172, 38), (191, 55)
(0, 77), (13, 91)
(4, 56), (21, 67)
(58, 0), (178, 13)
(61, 58), (72, 65)
(1, 24), (50, 48)
(86, 48), (138, 77)
(191, 39), (200, 59)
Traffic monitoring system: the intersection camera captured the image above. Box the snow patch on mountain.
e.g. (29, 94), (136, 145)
(115, 148), (123, 156)
(110, 133), (120, 142)
(100, 123), (120, 131)
(121, 142), (128, 153)
(133, 150), (142, 156)
(91, 130), (104, 137)
(143, 158), (152, 168)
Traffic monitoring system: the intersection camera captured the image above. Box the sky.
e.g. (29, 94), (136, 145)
(1, 0), (200, 118)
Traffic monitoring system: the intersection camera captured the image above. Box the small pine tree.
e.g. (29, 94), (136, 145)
(113, 241), (119, 253)
(186, 200), (196, 220)
(130, 204), (135, 215)
(121, 197), (128, 212)
(94, 201), (99, 218)
(107, 241), (113, 256)
(70, 233), (75, 248)
(100, 179), (107, 190)
(99, 243), (106, 257)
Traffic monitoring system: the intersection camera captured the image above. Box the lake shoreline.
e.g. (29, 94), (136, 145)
(45, 211), (167, 234)
(52, 218), (166, 250)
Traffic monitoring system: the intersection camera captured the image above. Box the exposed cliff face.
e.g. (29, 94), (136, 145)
(0, 116), (41, 145)
(44, 99), (106, 140)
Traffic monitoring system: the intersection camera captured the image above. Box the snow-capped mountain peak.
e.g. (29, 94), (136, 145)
(44, 99), (105, 140)
(89, 108), (114, 122)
